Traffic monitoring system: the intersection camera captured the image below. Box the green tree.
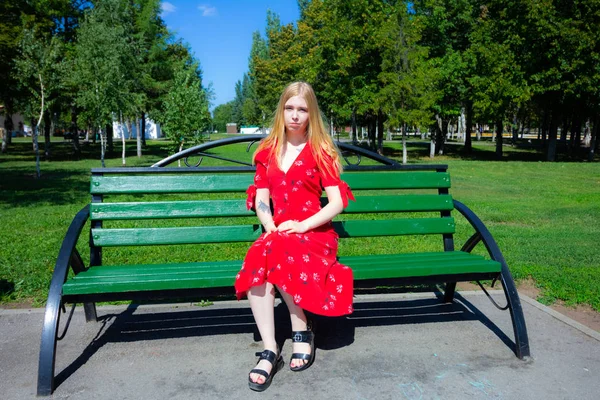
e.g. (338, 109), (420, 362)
(468, 2), (529, 159)
(161, 59), (210, 156)
(71, 0), (141, 166)
(14, 27), (63, 177)
(212, 101), (235, 132)
(379, 2), (438, 162)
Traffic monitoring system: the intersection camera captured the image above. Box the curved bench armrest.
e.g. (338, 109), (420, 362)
(51, 204), (90, 285)
(452, 199), (530, 359)
(37, 204), (89, 396)
(453, 200), (506, 264)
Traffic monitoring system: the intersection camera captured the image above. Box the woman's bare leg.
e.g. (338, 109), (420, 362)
(277, 287), (311, 369)
(247, 282), (277, 384)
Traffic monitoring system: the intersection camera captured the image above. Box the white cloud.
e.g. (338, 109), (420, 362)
(198, 4), (217, 17)
(161, 2), (176, 15)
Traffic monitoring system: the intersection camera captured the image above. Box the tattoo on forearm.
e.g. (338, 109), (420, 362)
(257, 200), (272, 215)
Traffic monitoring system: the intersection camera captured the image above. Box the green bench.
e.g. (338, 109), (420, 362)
(37, 135), (530, 396)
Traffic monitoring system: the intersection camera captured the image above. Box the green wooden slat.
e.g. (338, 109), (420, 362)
(62, 251), (498, 296)
(71, 252), (483, 279)
(90, 174), (254, 194)
(90, 200), (252, 220)
(63, 272), (236, 295)
(342, 172), (450, 190)
(343, 194), (453, 213)
(72, 261), (241, 278)
(91, 195), (453, 221)
(333, 217), (455, 237)
(90, 171), (450, 194)
(91, 225), (262, 246)
(91, 217), (454, 246)
(350, 259), (501, 280)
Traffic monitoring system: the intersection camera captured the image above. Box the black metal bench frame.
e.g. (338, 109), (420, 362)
(37, 135), (530, 396)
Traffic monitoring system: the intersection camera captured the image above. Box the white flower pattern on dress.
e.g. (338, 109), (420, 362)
(336, 284), (343, 293)
(294, 294), (302, 303)
(300, 272), (307, 281)
(303, 254), (310, 263)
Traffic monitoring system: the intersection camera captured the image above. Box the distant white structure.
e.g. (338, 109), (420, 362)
(112, 119), (162, 139)
(240, 126), (270, 135)
(240, 125), (261, 134)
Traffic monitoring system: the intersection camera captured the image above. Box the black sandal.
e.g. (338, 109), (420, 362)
(290, 324), (315, 372)
(248, 349), (284, 392)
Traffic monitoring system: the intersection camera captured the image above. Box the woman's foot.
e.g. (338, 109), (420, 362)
(248, 348), (284, 392)
(289, 323), (315, 371)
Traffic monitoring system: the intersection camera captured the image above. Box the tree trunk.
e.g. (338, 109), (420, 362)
(367, 117), (376, 151)
(121, 116), (126, 165)
(437, 118), (447, 155)
(136, 117), (142, 157)
(71, 105), (80, 158)
(127, 119), (133, 141)
(377, 111), (384, 155)
(43, 112), (51, 160)
(0, 127), (5, 153)
(547, 114), (558, 161)
(141, 112), (147, 147)
(464, 102), (473, 153)
(588, 115), (598, 161)
(495, 120), (503, 159)
(351, 110), (357, 144)
(32, 118), (41, 178)
(511, 113), (518, 146)
(99, 127), (106, 168)
(560, 115), (569, 143)
(402, 123), (407, 164)
(106, 123), (114, 155)
(2, 114), (14, 152)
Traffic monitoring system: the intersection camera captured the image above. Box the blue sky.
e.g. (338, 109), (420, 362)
(160, 1), (300, 111)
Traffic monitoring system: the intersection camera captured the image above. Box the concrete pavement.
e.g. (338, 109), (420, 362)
(1, 291), (598, 400)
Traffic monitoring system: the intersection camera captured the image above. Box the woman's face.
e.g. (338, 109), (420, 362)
(284, 95), (309, 136)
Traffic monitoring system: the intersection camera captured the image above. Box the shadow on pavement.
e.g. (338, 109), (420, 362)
(54, 293), (515, 390)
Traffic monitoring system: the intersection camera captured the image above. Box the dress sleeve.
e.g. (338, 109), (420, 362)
(320, 153), (355, 208)
(246, 150), (269, 210)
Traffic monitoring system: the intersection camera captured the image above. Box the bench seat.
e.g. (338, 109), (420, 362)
(62, 251), (500, 297)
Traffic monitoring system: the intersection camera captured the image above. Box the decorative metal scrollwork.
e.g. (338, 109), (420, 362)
(153, 134), (405, 169)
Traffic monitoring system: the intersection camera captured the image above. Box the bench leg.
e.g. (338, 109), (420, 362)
(500, 265), (531, 359)
(443, 282), (457, 302)
(83, 302), (97, 322)
(37, 291), (62, 396)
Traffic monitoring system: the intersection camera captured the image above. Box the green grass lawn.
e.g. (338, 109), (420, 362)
(1, 135), (598, 311)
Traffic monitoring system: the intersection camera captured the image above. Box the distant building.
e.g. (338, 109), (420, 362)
(226, 123), (237, 134)
(0, 108), (29, 136)
(112, 119), (162, 139)
(240, 125), (260, 134)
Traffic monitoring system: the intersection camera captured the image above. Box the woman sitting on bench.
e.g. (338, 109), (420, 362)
(235, 81), (355, 392)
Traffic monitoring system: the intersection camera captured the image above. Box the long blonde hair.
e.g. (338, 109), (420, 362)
(254, 82), (342, 178)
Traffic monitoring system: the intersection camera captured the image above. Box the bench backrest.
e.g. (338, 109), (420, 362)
(89, 167), (455, 263)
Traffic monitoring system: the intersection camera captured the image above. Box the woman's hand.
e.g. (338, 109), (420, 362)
(276, 220), (310, 234)
(264, 223), (277, 236)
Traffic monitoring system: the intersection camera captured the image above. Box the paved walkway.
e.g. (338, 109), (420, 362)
(1, 291), (598, 399)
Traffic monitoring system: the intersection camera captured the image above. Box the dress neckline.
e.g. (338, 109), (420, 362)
(279, 141), (309, 175)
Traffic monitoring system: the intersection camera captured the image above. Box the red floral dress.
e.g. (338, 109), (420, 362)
(234, 144), (355, 317)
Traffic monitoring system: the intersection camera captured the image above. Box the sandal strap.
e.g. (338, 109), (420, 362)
(291, 330), (313, 343)
(255, 349), (278, 365)
(290, 352), (312, 361)
(249, 368), (269, 379)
